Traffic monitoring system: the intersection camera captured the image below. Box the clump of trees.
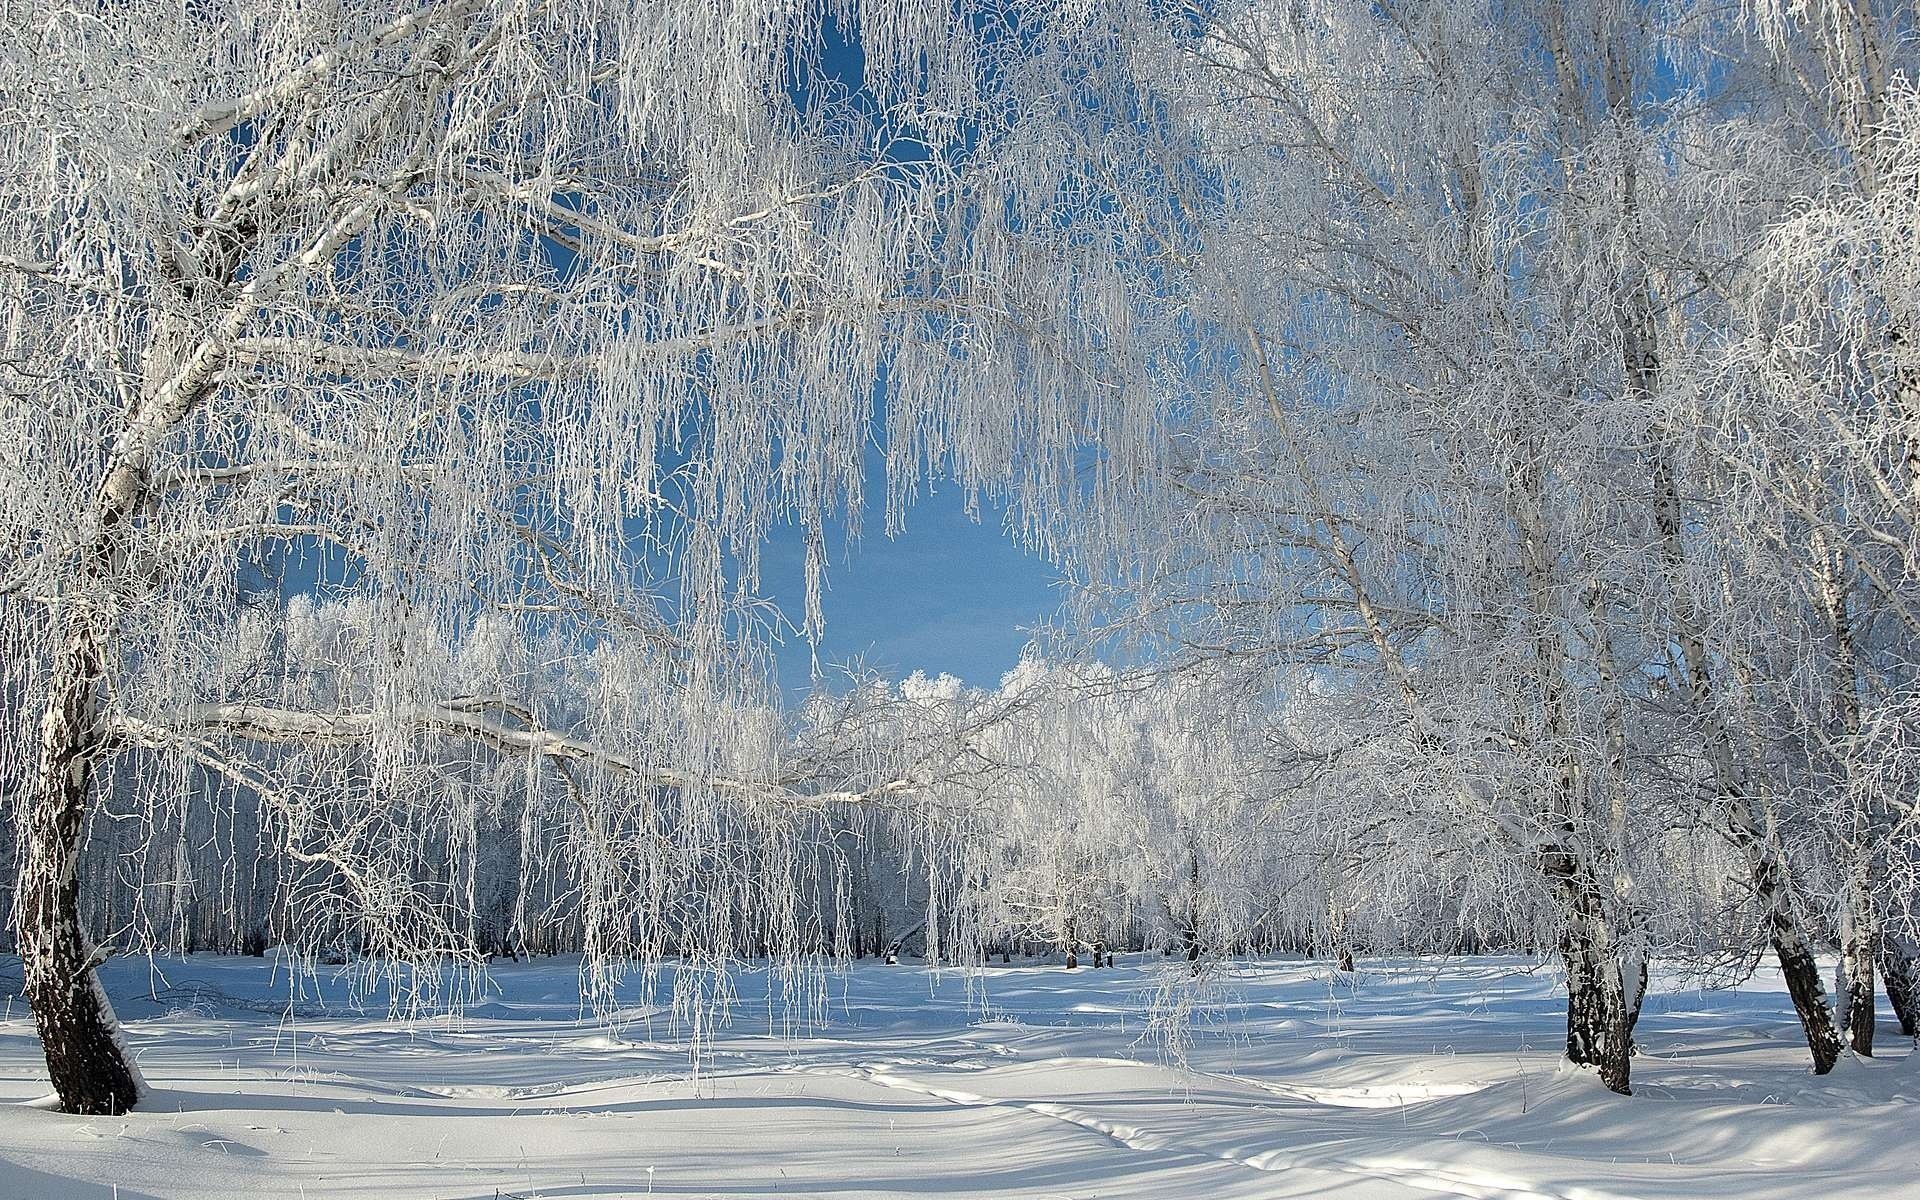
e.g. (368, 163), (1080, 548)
(1028, 0), (1920, 1094)
(6, 0), (1920, 1115)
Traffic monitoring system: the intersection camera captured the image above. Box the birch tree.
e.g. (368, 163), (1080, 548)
(1720, 0), (1920, 1058)
(1021, 0), (1920, 1091)
(0, 0), (1137, 1114)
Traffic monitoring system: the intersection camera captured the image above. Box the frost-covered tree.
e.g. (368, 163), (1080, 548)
(1044, 0), (1687, 1094)
(1715, 0), (1920, 1059)
(1015, 0), (1920, 1092)
(965, 661), (1266, 966)
(11, 0), (1920, 1119)
(0, 0), (1144, 1114)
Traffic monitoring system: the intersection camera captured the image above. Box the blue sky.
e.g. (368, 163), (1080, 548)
(684, 15), (1072, 700)
(744, 22), (1070, 696)
(758, 484), (1064, 696)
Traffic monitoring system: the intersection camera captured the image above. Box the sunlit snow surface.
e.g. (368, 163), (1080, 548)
(0, 956), (1914, 1198)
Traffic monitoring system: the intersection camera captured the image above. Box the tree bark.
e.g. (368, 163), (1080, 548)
(17, 626), (145, 1115)
(1625, 948), (1649, 1039)
(1880, 935), (1920, 1036)
(1755, 850), (1843, 1074)
(1548, 848), (1633, 1095)
(1813, 523), (1876, 1058)
(14, 260), (223, 1113)
(1841, 877), (1878, 1055)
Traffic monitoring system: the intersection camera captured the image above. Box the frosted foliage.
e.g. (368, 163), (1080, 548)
(10, 0), (1920, 1106)
(0, 0), (1153, 1033)
(779, 656), (1572, 1014)
(1007, 0), (1920, 1061)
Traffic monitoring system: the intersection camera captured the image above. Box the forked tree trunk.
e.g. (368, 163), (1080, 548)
(17, 629), (144, 1115)
(1550, 852), (1633, 1095)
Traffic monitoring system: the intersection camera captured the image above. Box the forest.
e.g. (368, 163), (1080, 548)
(2, 1), (1919, 1194)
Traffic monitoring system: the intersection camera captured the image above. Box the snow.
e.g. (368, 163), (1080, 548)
(0, 956), (1914, 1199)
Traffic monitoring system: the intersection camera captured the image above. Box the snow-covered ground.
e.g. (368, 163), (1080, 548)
(0, 955), (1913, 1199)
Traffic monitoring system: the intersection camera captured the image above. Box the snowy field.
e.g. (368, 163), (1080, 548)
(0, 956), (1914, 1200)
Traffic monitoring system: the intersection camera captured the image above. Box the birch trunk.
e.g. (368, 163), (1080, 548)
(1881, 935), (1920, 1036)
(1757, 846), (1844, 1073)
(1547, 848), (1633, 1094)
(17, 624), (145, 1114)
(16, 283), (213, 1110)
(1841, 877), (1879, 1055)
(1516, 462), (1634, 1092)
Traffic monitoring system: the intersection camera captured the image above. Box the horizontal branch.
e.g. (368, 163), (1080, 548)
(230, 337), (584, 382)
(152, 458), (446, 495)
(227, 309), (823, 382)
(119, 703), (910, 808)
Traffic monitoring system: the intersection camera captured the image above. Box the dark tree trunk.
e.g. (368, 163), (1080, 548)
(1744, 821), (1847, 1071)
(1841, 879), (1878, 1056)
(1881, 937), (1920, 1036)
(18, 631), (144, 1115)
(1328, 890), (1354, 973)
(1547, 847), (1632, 1095)
(1560, 947), (1631, 1093)
(1751, 852), (1843, 1073)
(1776, 928), (1842, 1073)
